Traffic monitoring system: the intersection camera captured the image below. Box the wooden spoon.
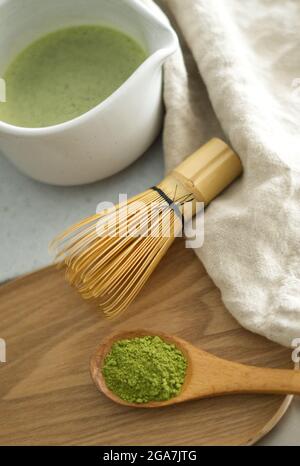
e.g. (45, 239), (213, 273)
(90, 329), (299, 408)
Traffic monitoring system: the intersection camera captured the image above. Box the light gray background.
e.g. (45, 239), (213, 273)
(0, 139), (299, 445)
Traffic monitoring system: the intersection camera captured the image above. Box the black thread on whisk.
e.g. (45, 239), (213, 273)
(151, 186), (184, 230)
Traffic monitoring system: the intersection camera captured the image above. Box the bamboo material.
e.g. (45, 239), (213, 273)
(51, 138), (242, 317)
(91, 329), (299, 408)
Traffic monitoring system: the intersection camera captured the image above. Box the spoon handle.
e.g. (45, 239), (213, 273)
(225, 364), (300, 396)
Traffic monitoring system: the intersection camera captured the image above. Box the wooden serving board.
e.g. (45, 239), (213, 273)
(0, 239), (293, 446)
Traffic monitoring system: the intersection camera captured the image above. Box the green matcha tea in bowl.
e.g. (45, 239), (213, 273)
(0, 0), (177, 185)
(0, 25), (148, 129)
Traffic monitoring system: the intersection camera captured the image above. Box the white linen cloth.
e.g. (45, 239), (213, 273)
(143, 0), (300, 347)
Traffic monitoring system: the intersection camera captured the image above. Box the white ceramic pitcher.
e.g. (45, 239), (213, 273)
(0, 0), (177, 185)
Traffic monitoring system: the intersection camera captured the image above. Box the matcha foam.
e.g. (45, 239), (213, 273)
(0, 25), (147, 128)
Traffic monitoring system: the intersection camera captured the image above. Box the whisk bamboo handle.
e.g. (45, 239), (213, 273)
(171, 138), (242, 204)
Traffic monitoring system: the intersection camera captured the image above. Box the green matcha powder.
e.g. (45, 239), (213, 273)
(102, 336), (187, 404)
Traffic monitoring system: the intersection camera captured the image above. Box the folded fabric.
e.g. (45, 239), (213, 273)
(142, 0), (300, 347)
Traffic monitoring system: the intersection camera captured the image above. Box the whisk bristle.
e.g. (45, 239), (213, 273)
(51, 182), (194, 318)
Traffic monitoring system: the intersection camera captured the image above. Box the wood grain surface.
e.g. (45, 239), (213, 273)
(0, 239), (293, 445)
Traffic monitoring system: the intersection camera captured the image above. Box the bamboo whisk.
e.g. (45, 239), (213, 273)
(51, 138), (242, 318)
